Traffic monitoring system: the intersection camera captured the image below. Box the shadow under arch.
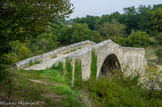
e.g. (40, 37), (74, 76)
(99, 54), (121, 77)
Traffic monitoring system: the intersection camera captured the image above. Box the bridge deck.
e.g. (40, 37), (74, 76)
(24, 43), (93, 70)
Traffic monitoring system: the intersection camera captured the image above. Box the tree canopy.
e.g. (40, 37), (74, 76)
(0, 0), (73, 55)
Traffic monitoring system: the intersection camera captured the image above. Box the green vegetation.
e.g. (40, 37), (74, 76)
(74, 59), (82, 87)
(65, 58), (73, 84)
(82, 70), (162, 107)
(1, 4), (162, 65)
(91, 50), (97, 78)
(127, 31), (151, 47)
(0, 0), (73, 57)
(0, 68), (82, 106)
(155, 48), (162, 64)
(0, 1), (162, 107)
(0, 61), (161, 107)
(53, 62), (64, 73)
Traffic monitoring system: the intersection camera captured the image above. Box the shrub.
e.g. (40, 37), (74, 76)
(18, 45), (32, 60)
(53, 85), (75, 95)
(83, 69), (162, 107)
(0, 65), (10, 82)
(112, 37), (128, 46)
(127, 31), (151, 47)
(155, 33), (162, 45)
(155, 48), (162, 64)
(1, 53), (17, 64)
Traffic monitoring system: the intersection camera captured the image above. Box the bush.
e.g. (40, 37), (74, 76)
(155, 48), (162, 64)
(155, 33), (162, 45)
(1, 53), (17, 64)
(127, 31), (151, 47)
(112, 37), (128, 46)
(0, 65), (10, 82)
(18, 45), (32, 60)
(82, 70), (162, 107)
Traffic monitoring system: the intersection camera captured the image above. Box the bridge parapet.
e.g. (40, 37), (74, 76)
(15, 40), (96, 70)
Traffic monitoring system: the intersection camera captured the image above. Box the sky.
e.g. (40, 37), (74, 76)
(69, 0), (162, 19)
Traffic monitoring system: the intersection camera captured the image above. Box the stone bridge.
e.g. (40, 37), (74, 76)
(15, 40), (146, 80)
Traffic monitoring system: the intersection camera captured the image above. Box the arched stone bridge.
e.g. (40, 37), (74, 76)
(15, 40), (146, 80)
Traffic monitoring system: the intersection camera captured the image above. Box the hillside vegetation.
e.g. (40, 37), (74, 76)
(0, 67), (161, 107)
(0, 1), (162, 107)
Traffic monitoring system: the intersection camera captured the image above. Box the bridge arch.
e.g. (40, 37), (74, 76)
(98, 54), (121, 77)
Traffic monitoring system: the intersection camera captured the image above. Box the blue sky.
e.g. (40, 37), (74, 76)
(69, 0), (162, 19)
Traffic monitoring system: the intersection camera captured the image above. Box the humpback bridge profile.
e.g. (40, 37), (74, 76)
(15, 40), (146, 80)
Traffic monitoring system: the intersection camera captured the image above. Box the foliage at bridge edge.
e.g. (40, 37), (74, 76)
(91, 50), (97, 78)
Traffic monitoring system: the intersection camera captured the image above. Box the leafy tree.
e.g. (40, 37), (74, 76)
(152, 4), (162, 10)
(62, 23), (101, 44)
(149, 8), (162, 32)
(99, 19), (126, 38)
(127, 31), (150, 47)
(120, 6), (139, 33)
(18, 46), (32, 60)
(109, 12), (121, 21)
(1, 53), (17, 64)
(137, 5), (152, 33)
(73, 15), (100, 30)
(113, 37), (128, 46)
(96, 15), (111, 26)
(47, 23), (68, 42)
(95, 12), (121, 29)
(155, 33), (162, 45)
(0, 0), (73, 56)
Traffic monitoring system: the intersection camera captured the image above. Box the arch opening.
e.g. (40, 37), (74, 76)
(99, 54), (121, 77)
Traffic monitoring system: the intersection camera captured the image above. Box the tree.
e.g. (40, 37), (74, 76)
(73, 16), (100, 30)
(0, 0), (73, 56)
(62, 23), (92, 44)
(99, 19), (126, 38)
(96, 15), (111, 26)
(137, 5), (152, 33)
(127, 31), (150, 47)
(18, 46), (31, 60)
(120, 6), (139, 33)
(149, 8), (162, 32)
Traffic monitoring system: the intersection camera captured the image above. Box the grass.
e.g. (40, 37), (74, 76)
(145, 45), (162, 70)
(145, 46), (162, 61)
(0, 68), (82, 107)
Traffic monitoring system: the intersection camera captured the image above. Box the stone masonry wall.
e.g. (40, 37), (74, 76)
(15, 40), (96, 70)
(15, 39), (146, 81)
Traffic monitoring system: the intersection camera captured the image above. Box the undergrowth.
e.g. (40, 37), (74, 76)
(0, 68), (82, 107)
(80, 69), (162, 107)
